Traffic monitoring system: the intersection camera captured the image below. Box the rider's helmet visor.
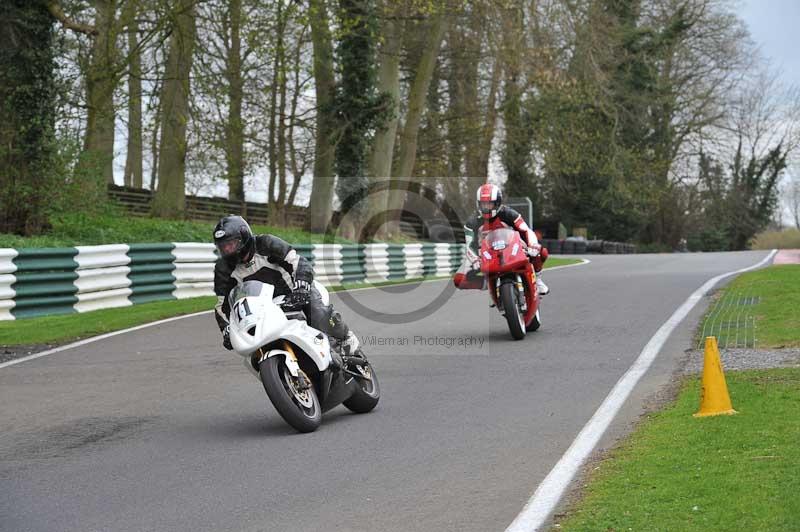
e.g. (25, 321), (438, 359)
(479, 200), (497, 212)
(216, 237), (242, 258)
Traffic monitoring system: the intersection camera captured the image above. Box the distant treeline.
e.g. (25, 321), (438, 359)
(1, 0), (798, 249)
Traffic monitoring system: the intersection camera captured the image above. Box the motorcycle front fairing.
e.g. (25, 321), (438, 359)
(227, 281), (332, 373)
(478, 228), (539, 327)
(479, 228), (529, 275)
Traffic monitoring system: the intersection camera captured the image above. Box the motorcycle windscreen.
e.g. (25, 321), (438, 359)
(480, 227), (518, 248)
(227, 280), (274, 308)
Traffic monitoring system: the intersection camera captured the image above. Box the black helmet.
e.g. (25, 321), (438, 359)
(213, 215), (254, 262)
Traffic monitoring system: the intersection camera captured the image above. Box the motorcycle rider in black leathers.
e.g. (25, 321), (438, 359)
(213, 215), (358, 367)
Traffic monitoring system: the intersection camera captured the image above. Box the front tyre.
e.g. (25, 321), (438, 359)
(343, 362), (380, 413)
(500, 282), (526, 340)
(260, 356), (321, 433)
(526, 309), (541, 332)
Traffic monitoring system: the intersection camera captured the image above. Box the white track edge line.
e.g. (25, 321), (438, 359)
(541, 258), (591, 272)
(504, 249), (777, 532)
(0, 258), (591, 370)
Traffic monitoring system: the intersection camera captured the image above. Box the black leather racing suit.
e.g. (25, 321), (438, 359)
(213, 234), (348, 340)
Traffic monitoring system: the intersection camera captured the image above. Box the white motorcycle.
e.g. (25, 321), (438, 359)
(227, 280), (380, 433)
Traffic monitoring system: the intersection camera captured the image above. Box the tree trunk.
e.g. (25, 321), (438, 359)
(123, 3), (143, 188)
(151, 0), (196, 219)
(0, 1), (56, 235)
(277, 31), (288, 208)
(267, 0), (285, 206)
(225, 0), (245, 201)
(466, 58), (500, 182)
(286, 22), (308, 208)
(304, 0), (336, 233)
(364, 14), (402, 239)
(386, 12), (448, 232)
(148, 76), (162, 190)
(83, 0), (118, 185)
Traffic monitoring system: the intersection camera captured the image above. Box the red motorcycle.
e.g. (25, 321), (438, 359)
(479, 228), (541, 340)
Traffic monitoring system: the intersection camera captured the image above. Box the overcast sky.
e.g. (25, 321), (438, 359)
(739, 0), (799, 223)
(739, 0), (800, 89)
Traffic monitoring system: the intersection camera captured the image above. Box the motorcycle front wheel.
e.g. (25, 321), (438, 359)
(500, 282), (526, 340)
(260, 356), (322, 433)
(526, 309), (541, 332)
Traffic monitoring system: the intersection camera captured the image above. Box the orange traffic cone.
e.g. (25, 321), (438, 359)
(694, 336), (738, 417)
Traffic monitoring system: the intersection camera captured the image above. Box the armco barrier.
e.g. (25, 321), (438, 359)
(128, 243), (176, 304)
(11, 248), (79, 318)
(75, 244), (132, 313)
(0, 249), (19, 320)
(0, 242), (466, 320)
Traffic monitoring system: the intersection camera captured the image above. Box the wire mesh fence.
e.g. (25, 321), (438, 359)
(698, 291), (761, 349)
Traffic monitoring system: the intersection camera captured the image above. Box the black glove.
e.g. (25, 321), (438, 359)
(222, 325), (233, 351)
(294, 279), (312, 293)
(283, 279), (312, 310)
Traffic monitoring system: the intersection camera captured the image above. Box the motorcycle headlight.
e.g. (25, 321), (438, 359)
(491, 240), (507, 250)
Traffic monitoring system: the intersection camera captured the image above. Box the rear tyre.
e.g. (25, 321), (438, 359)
(500, 282), (526, 340)
(343, 362), (380, 413)
(260, 356), (321, 433)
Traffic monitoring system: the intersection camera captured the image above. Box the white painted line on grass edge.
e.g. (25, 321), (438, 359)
(542, 258), (591, 272)
(505, 249), (777, 532)
(0, 259), (592, 371)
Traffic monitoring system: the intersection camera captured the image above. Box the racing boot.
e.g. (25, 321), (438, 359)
(329, 331), (364, 370)
(328, 337), (345, 371)
(535, 271), (550, 295)
(343, 330), (368, 366)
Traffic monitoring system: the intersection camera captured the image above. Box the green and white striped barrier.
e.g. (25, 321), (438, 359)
(0, 242), (465, 320)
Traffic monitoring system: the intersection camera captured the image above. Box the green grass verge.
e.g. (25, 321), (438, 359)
(0, 211), (354, 248)
(556, 368), (800, 531)
(697, 265), (800, 349)
(0, 258), (584, 347)
(545, 257), (584, 268)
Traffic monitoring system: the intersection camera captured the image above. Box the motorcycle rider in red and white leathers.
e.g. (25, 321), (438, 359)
(453, 183), (550, 295)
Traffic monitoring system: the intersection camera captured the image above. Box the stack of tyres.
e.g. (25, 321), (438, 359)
(548, 239), (563, 254)
(587, 240), (603, 253)
(562, 240), (576, 254)
(573, 240), (587, 254)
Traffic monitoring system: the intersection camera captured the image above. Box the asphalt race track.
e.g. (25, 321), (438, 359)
(0, 251), (772, 532)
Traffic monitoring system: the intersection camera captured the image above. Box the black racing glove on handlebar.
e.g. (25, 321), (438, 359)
(283, 279), (312, 310)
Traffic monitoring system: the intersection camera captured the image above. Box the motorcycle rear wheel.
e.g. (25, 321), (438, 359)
(260, 356), (322, 433)
(343, 362), (381, 413)
(500, 282), (526, 340)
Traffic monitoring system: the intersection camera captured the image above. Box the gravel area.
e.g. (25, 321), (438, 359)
(682, 348), (800, 374)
